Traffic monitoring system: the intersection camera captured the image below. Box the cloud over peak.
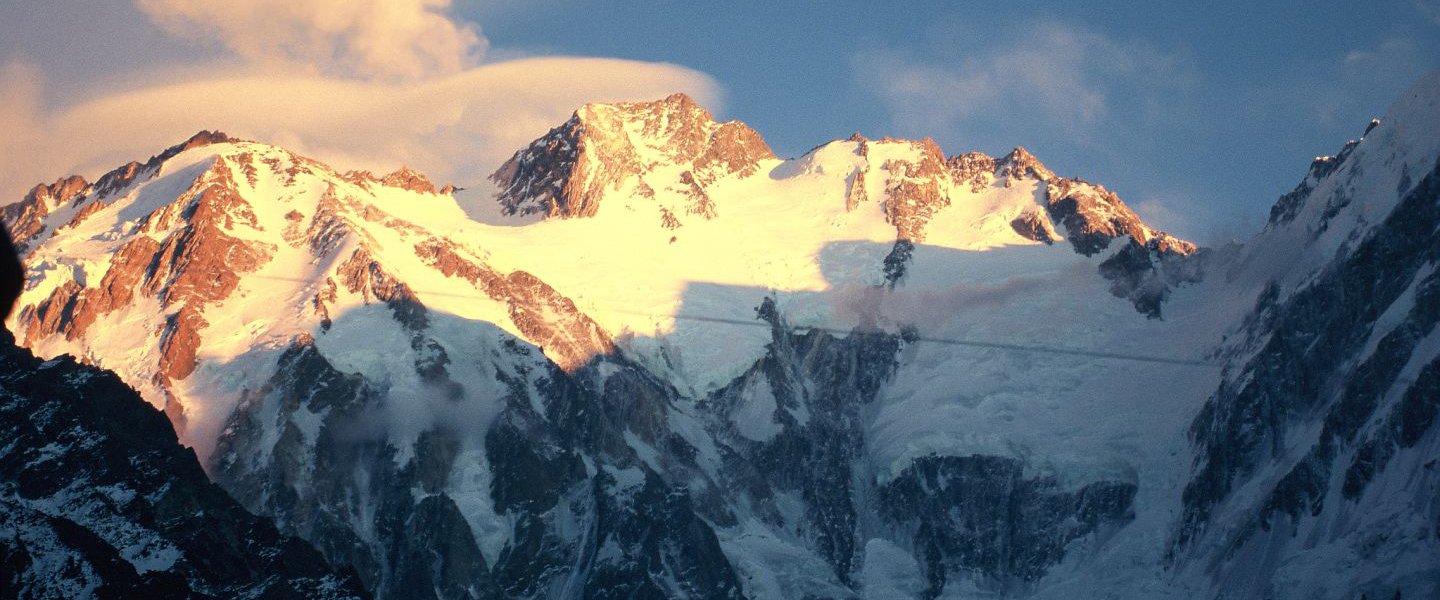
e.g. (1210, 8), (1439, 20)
(0, 57), (719, 209)
(135, 0), (486, 80)
(0, 2), (723, 207)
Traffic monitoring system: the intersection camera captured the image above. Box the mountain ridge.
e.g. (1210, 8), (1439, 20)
(3, 73), (1437, 598)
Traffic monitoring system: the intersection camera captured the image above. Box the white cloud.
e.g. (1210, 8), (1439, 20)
(135, 0), (486, 80)
(0, 2), (722, 209)
(0, 57), (720, 207)
(852, 21), (1189, 144)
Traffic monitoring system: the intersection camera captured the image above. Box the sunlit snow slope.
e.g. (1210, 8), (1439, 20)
(4, 74), (1437, 599)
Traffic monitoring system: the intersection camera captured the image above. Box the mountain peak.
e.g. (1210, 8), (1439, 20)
(341, 166), (442, 195)
(581, 91), (710, 122)
(491, 93), (774, 219)
(2, 130), (246, 253)
(380, 166), (438, 194)
(176, 129), (235, 152)
(996, 146), (1055, 183)
(0, 176), (91, 254)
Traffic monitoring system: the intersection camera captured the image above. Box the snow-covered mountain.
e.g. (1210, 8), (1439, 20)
(2, 72), (1437, 599)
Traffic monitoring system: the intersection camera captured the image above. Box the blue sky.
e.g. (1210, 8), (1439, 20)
(2, 1), (1437, 242)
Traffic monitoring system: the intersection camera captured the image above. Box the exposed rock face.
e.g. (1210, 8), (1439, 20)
(212, 326), (743, 599)
(19, 236), (160, 345)
(703, 300), (1135, 597)
(1043, 178), (1151, 256)
(96, 130), (236, 201)
(1170, 91), (1440, 598)
(215, 328), (489, 598)
(379, 167), (439, 194)
(60, 197), (109, 230)
(883, 239), (915, 286)
(874, 138), (951, 242)
(1098, 237), (1206, 318)
(845, 169), (869, 211)
(490, 93), (775, 219)
(414, 237), (614, 371)
(15, 157), (275, 396)
(995, 147), (1056, 184)
(1009, 208), (1058, 244)
(3, 131), (235, 252)
(0, 329), (368, 599)
(1266, 140), (1363, 228)
(1183, 157), (1440, 539)
(880, 455), (1135, 596)
(486, 95), (1199, 319)
(947, 151), (997, 192)
(343, 167), (441, 195)
(2, 176), (90, 253)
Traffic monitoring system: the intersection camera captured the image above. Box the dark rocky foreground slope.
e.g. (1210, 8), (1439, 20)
(0, 273), (369, 600)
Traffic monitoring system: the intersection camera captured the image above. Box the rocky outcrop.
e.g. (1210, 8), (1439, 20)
(339, 247), (428, 330)
(1098, 236), (1205, 318)
(947, 151), (997, 193)
(3, 130), (236, 257)
(0, 329), (368, 599)
(1009, 208), (1059, 244)
(343, 167), (442, 195)
(17, 236), (159, 345)
(995, 147), (1055, 185)
(94, 130), (236, 202)
(60, 197), (109, 231)
(414, 237), (613, 370)
(379, 167), (439, 194)
(1043, 178), (1151, 256)
(1, 176), (90, 253)
(491, 93), (774, 219)
(873, 138), (951, 242)
(1039, 175), (1201, 317)
(1266, 137), (1365, 229)
(845, 169), (869, 211)
(880, 455), (1135, 596)
(11, 154), (274, 423)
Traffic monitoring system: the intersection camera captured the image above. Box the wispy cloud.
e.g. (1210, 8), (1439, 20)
(852, 20), (1192, 145)
(135, 0), (485, 80)
(0, 2), (722, 206)
(0, 57), (718, 207)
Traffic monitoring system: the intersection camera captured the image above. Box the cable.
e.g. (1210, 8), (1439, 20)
(248, 274), (1220, 369)
(645, 313), (1218, 368)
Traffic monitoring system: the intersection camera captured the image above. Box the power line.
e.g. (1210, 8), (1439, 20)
(646, 313), (1218, 368)
(249, 274), (1219, 369)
